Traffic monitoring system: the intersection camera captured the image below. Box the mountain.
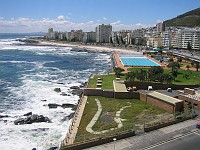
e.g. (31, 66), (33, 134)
(164, 7), (200, 27)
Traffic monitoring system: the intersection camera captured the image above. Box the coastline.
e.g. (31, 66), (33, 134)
(25, 39), (142, 54)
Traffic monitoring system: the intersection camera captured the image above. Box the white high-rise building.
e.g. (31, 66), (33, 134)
(96, 24), (112, 43)
(177, 29), (200, 50)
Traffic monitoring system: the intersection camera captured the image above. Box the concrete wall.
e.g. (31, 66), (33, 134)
(84, 88), (140, 99)
(84, 88), (103, 96)
(114, 92), (139, 99)
(60, 131), (135, 150)
(84, 88), (114, 98)
(125, 81), (200, 90)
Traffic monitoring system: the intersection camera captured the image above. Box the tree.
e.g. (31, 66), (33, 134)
(177, 57), (182, 63)
(148, 66), (164, 82)
(186, 64), (190, 70)
(167, 62), (180, 79)
(126, 71), (136, 81)
(195, 62), (200, 71)
(187, 42), (192, 51)
(114, 67), (125, 78)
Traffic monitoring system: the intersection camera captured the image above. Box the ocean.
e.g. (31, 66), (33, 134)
(0, 34), (111, 150)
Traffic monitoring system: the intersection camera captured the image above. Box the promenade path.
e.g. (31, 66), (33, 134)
(86, 119), (198, 150)
(61, 96), (88, 146)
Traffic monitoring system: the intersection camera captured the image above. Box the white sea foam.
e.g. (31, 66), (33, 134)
(0, 38), (111, 150)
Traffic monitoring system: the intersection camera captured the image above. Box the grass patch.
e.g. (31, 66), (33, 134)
(75, 96), (167, 143)
(87, 74), (125, 89)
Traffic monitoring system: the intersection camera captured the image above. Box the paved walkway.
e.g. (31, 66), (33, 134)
(86, 99), (131, 134)
(86, 119), (198, 150)
(61, 96), (88, 146)
(113, 80), (127, 92)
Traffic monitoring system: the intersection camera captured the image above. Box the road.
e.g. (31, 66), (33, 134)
(86, 119), (198, 150)
(143, 130), (200, 150)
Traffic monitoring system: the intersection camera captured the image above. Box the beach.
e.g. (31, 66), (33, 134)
(28, 39), (142, 54)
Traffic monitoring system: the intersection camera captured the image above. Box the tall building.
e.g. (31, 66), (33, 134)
(96, 24), (112, 43)
(156, 22), (165, 33)
(83, 32), (96, 43)
(180, 29), (200, 49)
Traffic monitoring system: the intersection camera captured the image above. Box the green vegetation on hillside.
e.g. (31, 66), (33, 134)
(164, 7), (200, 27)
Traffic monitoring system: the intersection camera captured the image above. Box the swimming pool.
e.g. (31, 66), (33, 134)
(120, 56), (160, 67)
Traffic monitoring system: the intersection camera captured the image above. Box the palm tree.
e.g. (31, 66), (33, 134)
(167, 62), (180, 79)
(186, 64), (190, 70)
(126, 71), (136, 81)
(114, 67), (125, 78)
(195, 62), (200, 71)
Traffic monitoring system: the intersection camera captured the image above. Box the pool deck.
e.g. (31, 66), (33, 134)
(113, 53), (166, 73)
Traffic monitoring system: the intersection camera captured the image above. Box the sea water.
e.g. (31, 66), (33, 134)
(0, 34), (111, 150)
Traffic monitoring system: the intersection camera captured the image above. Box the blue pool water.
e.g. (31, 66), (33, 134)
(120, 56), (160, 67)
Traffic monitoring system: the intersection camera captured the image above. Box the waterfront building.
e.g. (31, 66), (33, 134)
(68, 30), (83, 42)
(96, 24), (112, 43)
(83, 32), (96, 43)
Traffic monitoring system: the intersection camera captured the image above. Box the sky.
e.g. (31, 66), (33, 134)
(0, 0), (199, 33)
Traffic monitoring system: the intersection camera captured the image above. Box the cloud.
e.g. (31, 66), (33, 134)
(102, 17), (107, 20)
(0, 17), (151, 33)
(156, 20), (162, 23)
(111, 20), (121, 25)
(57, 15), (65, 21)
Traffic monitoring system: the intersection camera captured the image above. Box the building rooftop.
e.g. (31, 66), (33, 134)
(147, 91), (182, 105)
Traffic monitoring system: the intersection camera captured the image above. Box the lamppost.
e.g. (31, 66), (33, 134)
(113, 138), (117, 150)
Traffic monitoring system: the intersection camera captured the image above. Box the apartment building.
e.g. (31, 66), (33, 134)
(176, 29), (200, 50)
(96, 24), (112, 43)
(156, 22), (165, 33)
(83, 32), (96, 43)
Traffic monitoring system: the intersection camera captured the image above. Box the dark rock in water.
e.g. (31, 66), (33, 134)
(48, 103), (60, 109)
(70, 86), (80, 90)
(68, 112), (75, 120)
(61, 116), (69, 122)
(54, 88), (61, 93)
(23, 112), (32, 116)
(61, 103), (76, 109)
(0, 115), (9, 118)
(60, 92), (69, 96)
(32, 148), (37, 150)
(14, 114), (51, 125)
(57, 82), (64, 85)
(41, 99), (47, 102)
(47, 146), (58, 150)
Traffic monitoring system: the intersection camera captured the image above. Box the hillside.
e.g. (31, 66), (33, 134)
(164, 7), (200, 27)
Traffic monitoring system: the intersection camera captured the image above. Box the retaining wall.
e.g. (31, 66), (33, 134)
(125, 81), (200, 90)
(60, 130), (135, 150)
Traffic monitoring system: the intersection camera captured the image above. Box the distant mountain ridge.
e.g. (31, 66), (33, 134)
(164, 7), (200, 27)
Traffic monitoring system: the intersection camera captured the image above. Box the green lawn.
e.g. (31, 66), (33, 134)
(75, 96), (167, 143)
(87, 74), (125, 89)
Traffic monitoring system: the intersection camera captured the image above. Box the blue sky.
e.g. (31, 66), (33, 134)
(0, 0), (199, 33)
